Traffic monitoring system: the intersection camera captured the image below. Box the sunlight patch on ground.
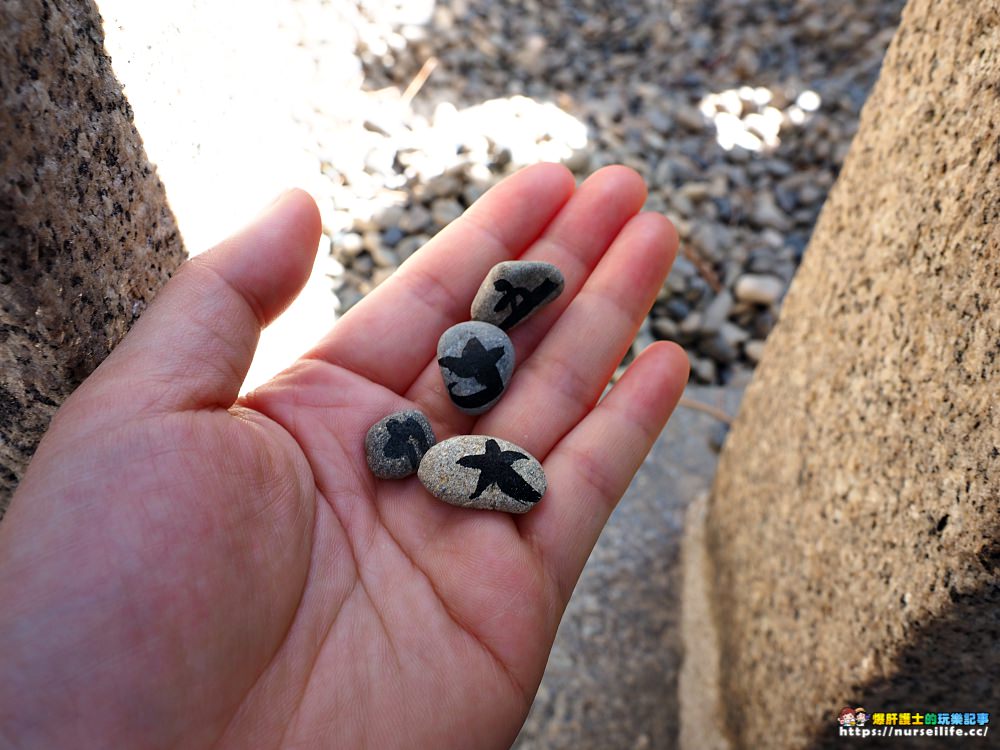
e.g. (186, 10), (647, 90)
(96, 0), (327, 254)
(96, 0), (350, 393)
(96, 0), (590, 393)
(698, 86), (822, 152)
(323, 93), (589, 236)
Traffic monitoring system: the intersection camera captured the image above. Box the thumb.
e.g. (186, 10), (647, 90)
(92, 189), (321, 413)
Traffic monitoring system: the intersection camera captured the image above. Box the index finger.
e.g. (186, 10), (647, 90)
(306, 163), (576, 393)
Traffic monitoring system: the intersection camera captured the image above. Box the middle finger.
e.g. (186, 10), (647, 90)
(405, 166), (649, 437)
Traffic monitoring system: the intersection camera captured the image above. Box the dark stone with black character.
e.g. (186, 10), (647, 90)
(471, 261), (565, 331)
(365, 409), (437, 479)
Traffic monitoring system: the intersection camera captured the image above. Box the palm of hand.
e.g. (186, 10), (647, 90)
(0, 165), (686, 749)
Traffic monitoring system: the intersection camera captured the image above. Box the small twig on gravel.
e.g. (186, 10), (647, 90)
(678, 397), (732, 425)
(401, 57), (439, 105)
(679, 244), (722, 294)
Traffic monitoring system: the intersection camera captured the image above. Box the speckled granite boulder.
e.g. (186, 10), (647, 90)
(437, 321), (514, 415)
(418, 435), (546, 513)
(471, 261), (564, 331)
(365, 410), (436, 479)
(0, 0), (185, 515)
(699, 3), (1000, 746)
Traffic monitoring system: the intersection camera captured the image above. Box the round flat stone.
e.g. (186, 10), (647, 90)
(470, 261), (565, 331)
(437, 321), (514, 415)
(365, 409), (436, 479)
(418, 435), (546, 513)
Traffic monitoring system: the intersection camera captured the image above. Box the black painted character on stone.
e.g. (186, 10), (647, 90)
(438, 337), (506, 410)
(456, 438), (542, 505)
(492, 277), (560, 330)
(382, 416), (432, 472)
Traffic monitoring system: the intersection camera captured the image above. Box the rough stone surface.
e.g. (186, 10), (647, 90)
(678, 493), (730, 750)
(437, 321), (514, 415)
(703, 3), (1000, 746)
(365, 409), (436, 480)
(0, 0), (186, 515)
(418, 435), (545, 513)
(470, 261), (565, 331)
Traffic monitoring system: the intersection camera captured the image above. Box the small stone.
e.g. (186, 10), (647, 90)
(761, 229), (785, 249)
(437, 321), (515, 415)
(371, 267), (394, 287)
(664, 298), (691, 320)
(691, 223), (724, 260)
(689, 354), (717, 384)
(665, 269), (688, 295)
(675, 105), (705, 132)
(399, 205), (432, 233)
(470, 261), (565, 330)
(679, 311), (703, 336)
(465, 162), (493, 184)
(733, 45), (760, 77)
(426, 174), (462, 200)
(463, 182), (489, 206)
(747, 248), (777, 274)
(361, 230), (383, 254)
(338, 232), (363, 256)
(396, 234), (428, 262)
(744, 339), (767, 363)
(701, 290), (733, 335)
(564, 148), (591, 173)
(431, 198), (464, 227)
(686, 276), (709, 304)
(720, 321), (750, 347)
(751, 194), (792, 231)
(381, 227), (404, 248)
(352, 254), (374, 275)
(651, 316), (678, 339)
(647, 108), (672, 133)
(418, 435), (546, 513)
(798, 183), (825, 206)
(366, 410), (437, 479)
(492, 147), (513, 169)
(369, 243), (399, 268)
(679, 182), (710, 202)
(375, 205), (405, 230)
(726, 146), (751, 164)
(335, 287), (364, 312)
(671, 193), (695, 216)
(752, 308), (777, 339)
(734, 274), (785, 306)
(775, 186), (798, 214)
(698, 333), (738, 364)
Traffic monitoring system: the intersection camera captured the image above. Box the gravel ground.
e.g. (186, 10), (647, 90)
(287, 0), (905, 385)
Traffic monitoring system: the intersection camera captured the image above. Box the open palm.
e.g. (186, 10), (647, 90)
(0, 164), (687, 750)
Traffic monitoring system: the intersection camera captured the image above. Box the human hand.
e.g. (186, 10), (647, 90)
(0, 164), (687, 749)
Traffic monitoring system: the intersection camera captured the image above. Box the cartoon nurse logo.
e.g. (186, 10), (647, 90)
(838, 707), (857, 727)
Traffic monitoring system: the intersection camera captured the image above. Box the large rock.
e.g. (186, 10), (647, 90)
(698, 2), (1000, 747)
(0, 0), (185, 514)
